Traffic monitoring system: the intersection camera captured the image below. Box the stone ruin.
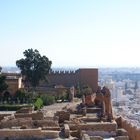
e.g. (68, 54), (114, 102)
(0, 86), (130, 140)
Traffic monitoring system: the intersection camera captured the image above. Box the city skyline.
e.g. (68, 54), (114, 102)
(1, 0), (140, 68)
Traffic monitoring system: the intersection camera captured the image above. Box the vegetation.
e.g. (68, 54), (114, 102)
(0, 67), (8, 94)
(0, 104), (32, 111)
(75, 83), (82, 98)
(76, 84), (93, 98)
(15, 90), (26, 104)
(16, 48), (52, 91)
(55, 89), (69, 102)
(81, 85), (93, 95)
(34, 97), (43, 110)
(41, 94), (55, 105)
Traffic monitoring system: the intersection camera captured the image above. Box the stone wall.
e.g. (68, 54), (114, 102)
(118, 117), (140, 140)
(15, 111), (44, 120)
(44, 69), (98, 92)
(78, 122), (117, 132)
(0, 118), (59, 129)
(55, 111), (70, 123)
(0, 129), (59, 139)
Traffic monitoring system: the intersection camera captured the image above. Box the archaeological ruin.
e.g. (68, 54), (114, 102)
(0, 86), (132, 140)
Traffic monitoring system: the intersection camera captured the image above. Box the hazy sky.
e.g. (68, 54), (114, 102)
(0, 0), (140, 68)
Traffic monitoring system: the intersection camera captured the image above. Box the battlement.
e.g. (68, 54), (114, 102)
(49, 70), (79, 75)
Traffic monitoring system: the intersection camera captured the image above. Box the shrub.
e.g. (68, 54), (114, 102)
(41, 94), (55, 105)
(15, 89), (26, 104)
(34, 98), (43, 110)
(0, 104), (33, 111)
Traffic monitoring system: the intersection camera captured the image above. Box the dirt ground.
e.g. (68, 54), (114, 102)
(42, 98), (81, 117)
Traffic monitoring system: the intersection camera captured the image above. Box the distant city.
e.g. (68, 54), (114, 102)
(3, 66), (140, 74)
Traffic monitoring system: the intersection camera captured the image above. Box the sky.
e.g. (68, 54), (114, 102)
(0, 0), (140, 68)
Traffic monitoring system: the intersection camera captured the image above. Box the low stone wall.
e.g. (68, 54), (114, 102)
(32, 120), (59, 128)
(120, 117), (140, 140)
(78, 122), (117, 132)
(82, 130), (116, 138)
(14, 111), (44, 120)
(0, 118), (33, 128)
(0, 129), (59, 139)
(0, 118), (59, 129)
(90, 136), (103, 140)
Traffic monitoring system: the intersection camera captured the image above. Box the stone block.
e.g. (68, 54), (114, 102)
(15, 111), (44, 120)
(78, 121), (117, 132)
(115, 136), (129, 140)
(90, 136), (103, 140)
(82, 134), (90, 140)
(55, 111), (70, 123)
(16, 107), (33, 114)
(0, 129), (60, 139)
(64, 124), (70, 138)
(116, 129), (128, 136)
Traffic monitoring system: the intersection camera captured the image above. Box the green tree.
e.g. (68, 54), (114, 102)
(81, 85), (92, 96)
(0, 67), (8, 94)
(0, 66), (2, 73)
(16, 49), (52, 91)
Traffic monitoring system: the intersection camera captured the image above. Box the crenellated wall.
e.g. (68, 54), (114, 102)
(47, 70), (79, 88)
(117, 117), (140, 140)
(45, 68), (98, 92)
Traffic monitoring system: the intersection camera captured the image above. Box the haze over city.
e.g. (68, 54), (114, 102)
(0, 0), (140, 68)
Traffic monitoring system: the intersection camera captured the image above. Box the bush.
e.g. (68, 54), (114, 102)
(15, 89), (27, 104)
(34, 98), (43, 110)
(41, 94), (55, 105)
(0, 104), (33, 111)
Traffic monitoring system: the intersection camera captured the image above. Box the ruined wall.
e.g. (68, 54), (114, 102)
(69, 122), (117, 132)
(0, 129), (59, 139)
(15, 111), (44, 120)
(119, 117), (140, 140)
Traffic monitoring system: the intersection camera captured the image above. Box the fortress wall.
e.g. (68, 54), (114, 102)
(47, 71), (79, 87)
(46, 69), (98, 92)
(120, 117), (140, 140)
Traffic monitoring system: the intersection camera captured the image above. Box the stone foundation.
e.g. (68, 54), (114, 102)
(0, 129), (59, 139)
(15, 111), (44, 120)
